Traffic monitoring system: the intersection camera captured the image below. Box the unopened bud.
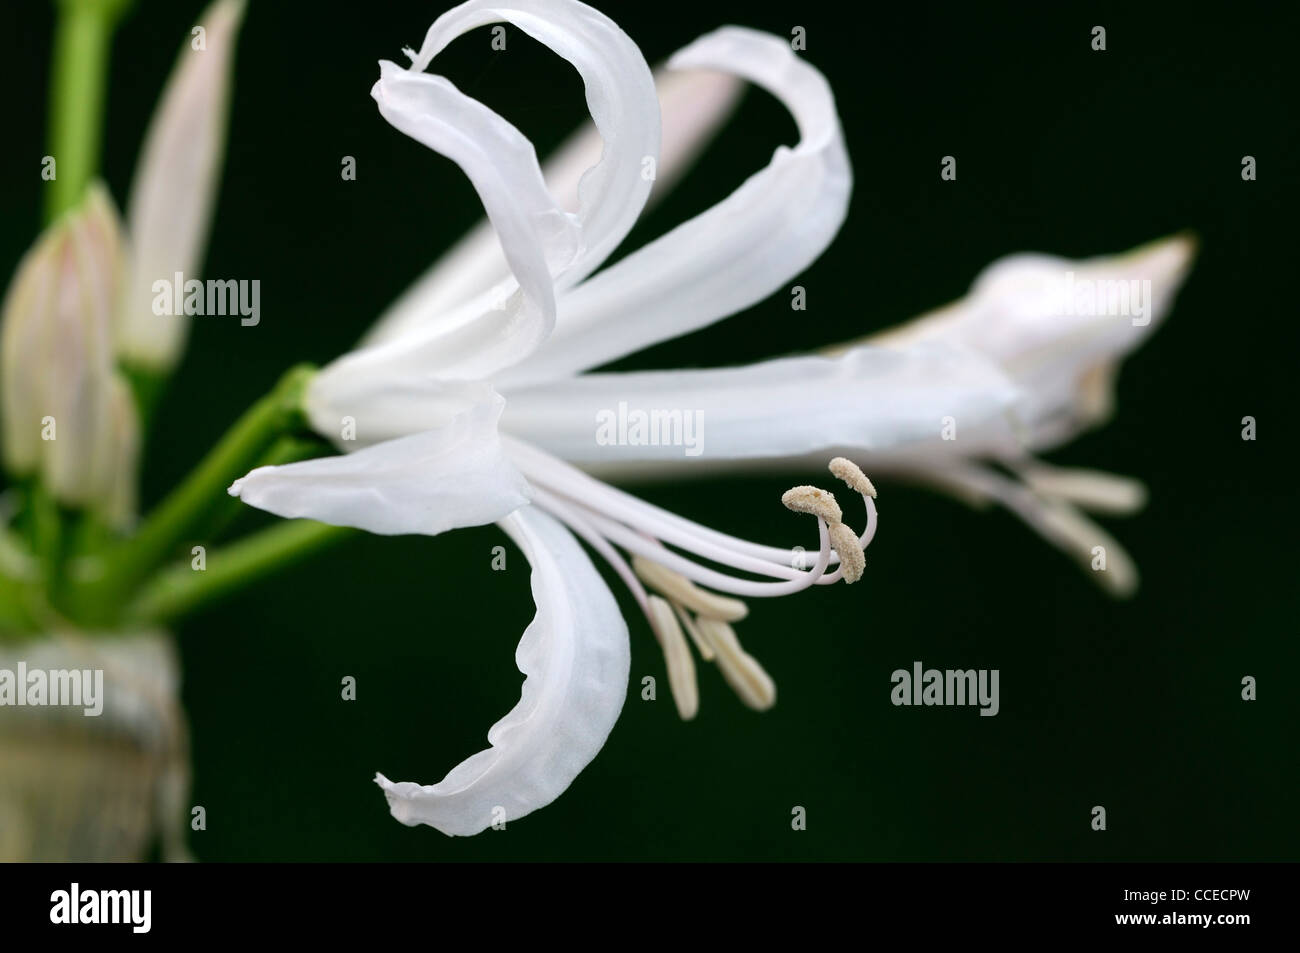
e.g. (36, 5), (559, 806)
(1, 227), (60, 475)
(1, 183), (127, 508)
(118, 0), (248, 370)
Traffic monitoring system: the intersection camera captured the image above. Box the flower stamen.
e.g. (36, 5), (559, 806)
(782, 465), (874, 584)
(696, 616), (776, 711)
(633, 554), (748, 622)
(670, 600), (715, 661)
(647, 595), (699, 720)
(780, 485), (843, 523)
(828, 523), (865, 584)
(829, 455), (877, 499)
(510, 440), (877, 713)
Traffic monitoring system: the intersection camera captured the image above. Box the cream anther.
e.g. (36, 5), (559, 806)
(633, 555), (749, 622)
(697, 617), (776, 711)
(670, 601), (715, 662)
(647, 595), (699, 720)
(829, 456), (876, 498)
(781, 485), (842, 524)
(829, 522), (865, 583)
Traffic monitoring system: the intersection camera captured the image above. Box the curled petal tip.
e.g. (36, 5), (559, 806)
(375, 508), (629, 836)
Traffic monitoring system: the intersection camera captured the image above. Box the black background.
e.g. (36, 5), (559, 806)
(1, 0), (1295, 860)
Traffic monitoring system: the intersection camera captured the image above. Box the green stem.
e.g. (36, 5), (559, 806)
(27, 481), (63, 585)
(45, 0), (130, 224)
(70, 364), (316, 621)
(122, 362), (170, 432)
(0, 510), (41, 635)
(0, 573), (36, 635)
(127, 519), (354, 625)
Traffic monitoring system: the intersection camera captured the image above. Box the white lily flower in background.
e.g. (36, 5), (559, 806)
(231, 0), (1028, 836)
(863, 235), (1196, 452)
(833, 233), (1197, 595)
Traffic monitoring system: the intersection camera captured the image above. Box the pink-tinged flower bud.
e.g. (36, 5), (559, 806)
(117, 0), (247, 371)
(1, 183), (126, 508)
(1, 224), (60, 476)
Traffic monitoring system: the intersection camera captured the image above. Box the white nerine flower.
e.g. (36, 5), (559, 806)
(230, 0), (1026, 837)
(231, 0), (1193, 834)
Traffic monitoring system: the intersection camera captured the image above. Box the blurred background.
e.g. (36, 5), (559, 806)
(1, 0), (1294, 860)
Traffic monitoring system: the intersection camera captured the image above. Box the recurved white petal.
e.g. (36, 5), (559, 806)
(376, 505), (630, 836)
(403, 0), (659, 292)
(321, 0), (660, 398)
(118, 0), (246, 370)
(635, 67), (745, 206)
(362, 63), (741, 348)
(501, 342), (1021, 466)
(323, 58), (579, 395)
(228, 395), (530, 536)
(500, 26), (852, 387)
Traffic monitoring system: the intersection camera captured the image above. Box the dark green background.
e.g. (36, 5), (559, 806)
(3, 1), (1294, 860)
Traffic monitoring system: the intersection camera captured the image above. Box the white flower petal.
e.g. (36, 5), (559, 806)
(349, 59), (577, 386)
(500, 342), (1021, 466)
(404, 0), (659, 293)
(319, 0), (660, 401)
(228, 394), (530, 536)
(362, 64), (741, 348)
(118, 0), (246, 370)
(961, 233), (1195, 367)
(637, 67), (745, 206)
(376, 505), (630, 836)
(499, 26), (852, 388)
(303, 373), (502, 450)
(315, 48), (576, 406)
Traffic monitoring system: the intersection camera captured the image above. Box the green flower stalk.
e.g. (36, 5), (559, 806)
(45, 0), (133, 223)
